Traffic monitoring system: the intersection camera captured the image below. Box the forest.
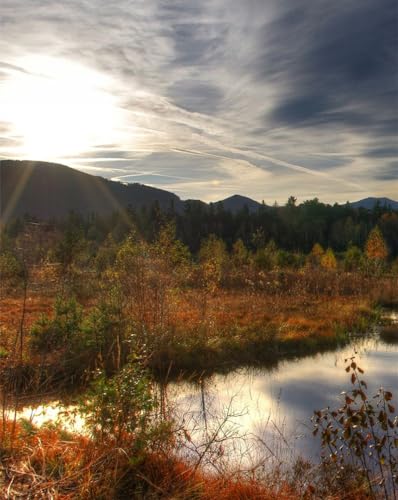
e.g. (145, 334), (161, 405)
(4, 195), (398, 256)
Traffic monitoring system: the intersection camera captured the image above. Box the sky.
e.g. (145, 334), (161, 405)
(0, 0), (397, 204)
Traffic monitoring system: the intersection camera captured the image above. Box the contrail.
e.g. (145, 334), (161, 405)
(172, 146), (364, 191)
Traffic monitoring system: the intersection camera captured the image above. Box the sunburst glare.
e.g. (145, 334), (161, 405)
(1, 56), (124, 160)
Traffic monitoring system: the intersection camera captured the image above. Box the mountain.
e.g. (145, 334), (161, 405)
(0, 160), (184, 222)
(214, 195), (262, 213)
(2, 160), (396, 222)
(349, 197), (398, 210)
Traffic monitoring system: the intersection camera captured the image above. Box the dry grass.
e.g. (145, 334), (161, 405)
(0, 296), (53, 330)
(167, 290), (375, 353)
(0, 420), (297, 499)
(0, 266), (388, 386)
(0, 284), (377, 374)
(167, 289), (371, 338)
(1, 418), (373, 499)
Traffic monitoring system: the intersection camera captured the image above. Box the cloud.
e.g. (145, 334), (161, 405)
(0, 61), (32, 75)
(0, 0), (396, 203)
(365, 147), (398, 159)
(167, 80), (223, 114)
(260, 0), (397, 136)
(0, 121), (12, 134)
(374, 162), (398, 181)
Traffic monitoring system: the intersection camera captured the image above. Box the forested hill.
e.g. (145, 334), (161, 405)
(0, 160), (184, 221)
(349, 197), (398, 210)
(214, 195), (262, 213)
(1, 159), (398, 256)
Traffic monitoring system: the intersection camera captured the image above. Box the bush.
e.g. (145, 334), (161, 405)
(313, 358), (398, 499)
(30, 297), (82, 353)
(344, 244), (363, 272)
(30, 293), (131, 381)
(320, 248), (337, 270)
(80, 361), (155, 448)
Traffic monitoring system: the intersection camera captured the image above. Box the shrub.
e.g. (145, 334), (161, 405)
(307, 243), (324, 268)
(313, 358), (398, 499)
(254, 240), (278, 271)
(320, 248), (337, 270)
(344, 244), (363, 271)
(0, 251), (22, 281)
(80, 361), (155, 448)
(30, 296), (82, 353)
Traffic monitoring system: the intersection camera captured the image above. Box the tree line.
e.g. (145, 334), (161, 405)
(2, 196), (397, 262)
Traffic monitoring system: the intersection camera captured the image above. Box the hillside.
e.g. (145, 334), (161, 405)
(214, 194), (262, 213)
(0, 160), (183, 221)
(1, 160), (397, 223)
(349, 197), (398, 210)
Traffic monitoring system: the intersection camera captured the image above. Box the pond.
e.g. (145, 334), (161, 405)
(166, 330), (398, 466)
(14, 313), (398, 468)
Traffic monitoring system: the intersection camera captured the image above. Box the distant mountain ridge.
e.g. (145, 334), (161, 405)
(1, 160), (397, 221)
(213, 195), (262, 213)
(0, 160), (183, 221)
(348, 197), (398, 210)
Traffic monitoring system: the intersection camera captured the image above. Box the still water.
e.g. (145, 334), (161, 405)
(166, 332), (398, 464)
(17, 322), (398, 466)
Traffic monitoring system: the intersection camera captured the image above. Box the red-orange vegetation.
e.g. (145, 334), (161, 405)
(0, 286), (372, 357)
(0, 420), (296, 499)
(365, 226), (388, 261)
(0, 296), (53, 328)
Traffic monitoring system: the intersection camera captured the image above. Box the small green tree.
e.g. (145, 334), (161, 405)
(197, 235), (227, 320)
(0, 251), (22, 284)
(231, 239), (249, 268)
(344, 244), (363, 272)
(81, 361), (155, 448)
(30, 296), (83, 353)
(251, 228), (266, 250)
(153, 222), (190, 269)
(94, 234), (118, 273)
(55, 221), (85, 273)
(254, 240), (278, 271)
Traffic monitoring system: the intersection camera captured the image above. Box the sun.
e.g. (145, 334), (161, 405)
(0, 56), (122, 160)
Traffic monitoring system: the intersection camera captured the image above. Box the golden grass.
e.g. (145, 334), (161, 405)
(0, 420), (296, 499)
(0, 286), (374, 363)
(171, 290), (372, 341)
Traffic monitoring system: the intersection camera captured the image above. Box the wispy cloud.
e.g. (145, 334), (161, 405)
(0, 0), (396, 203)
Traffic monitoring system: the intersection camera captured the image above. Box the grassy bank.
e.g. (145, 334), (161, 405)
(0, 285), (382, 388)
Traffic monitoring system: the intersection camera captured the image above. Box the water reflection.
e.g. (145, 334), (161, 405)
(12, 330), (398, 467)
(17, 402), (84, 433)
(167, 335), (398, 463)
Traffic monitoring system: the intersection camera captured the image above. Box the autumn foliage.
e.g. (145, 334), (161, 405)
(365, 225), (389, 261)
